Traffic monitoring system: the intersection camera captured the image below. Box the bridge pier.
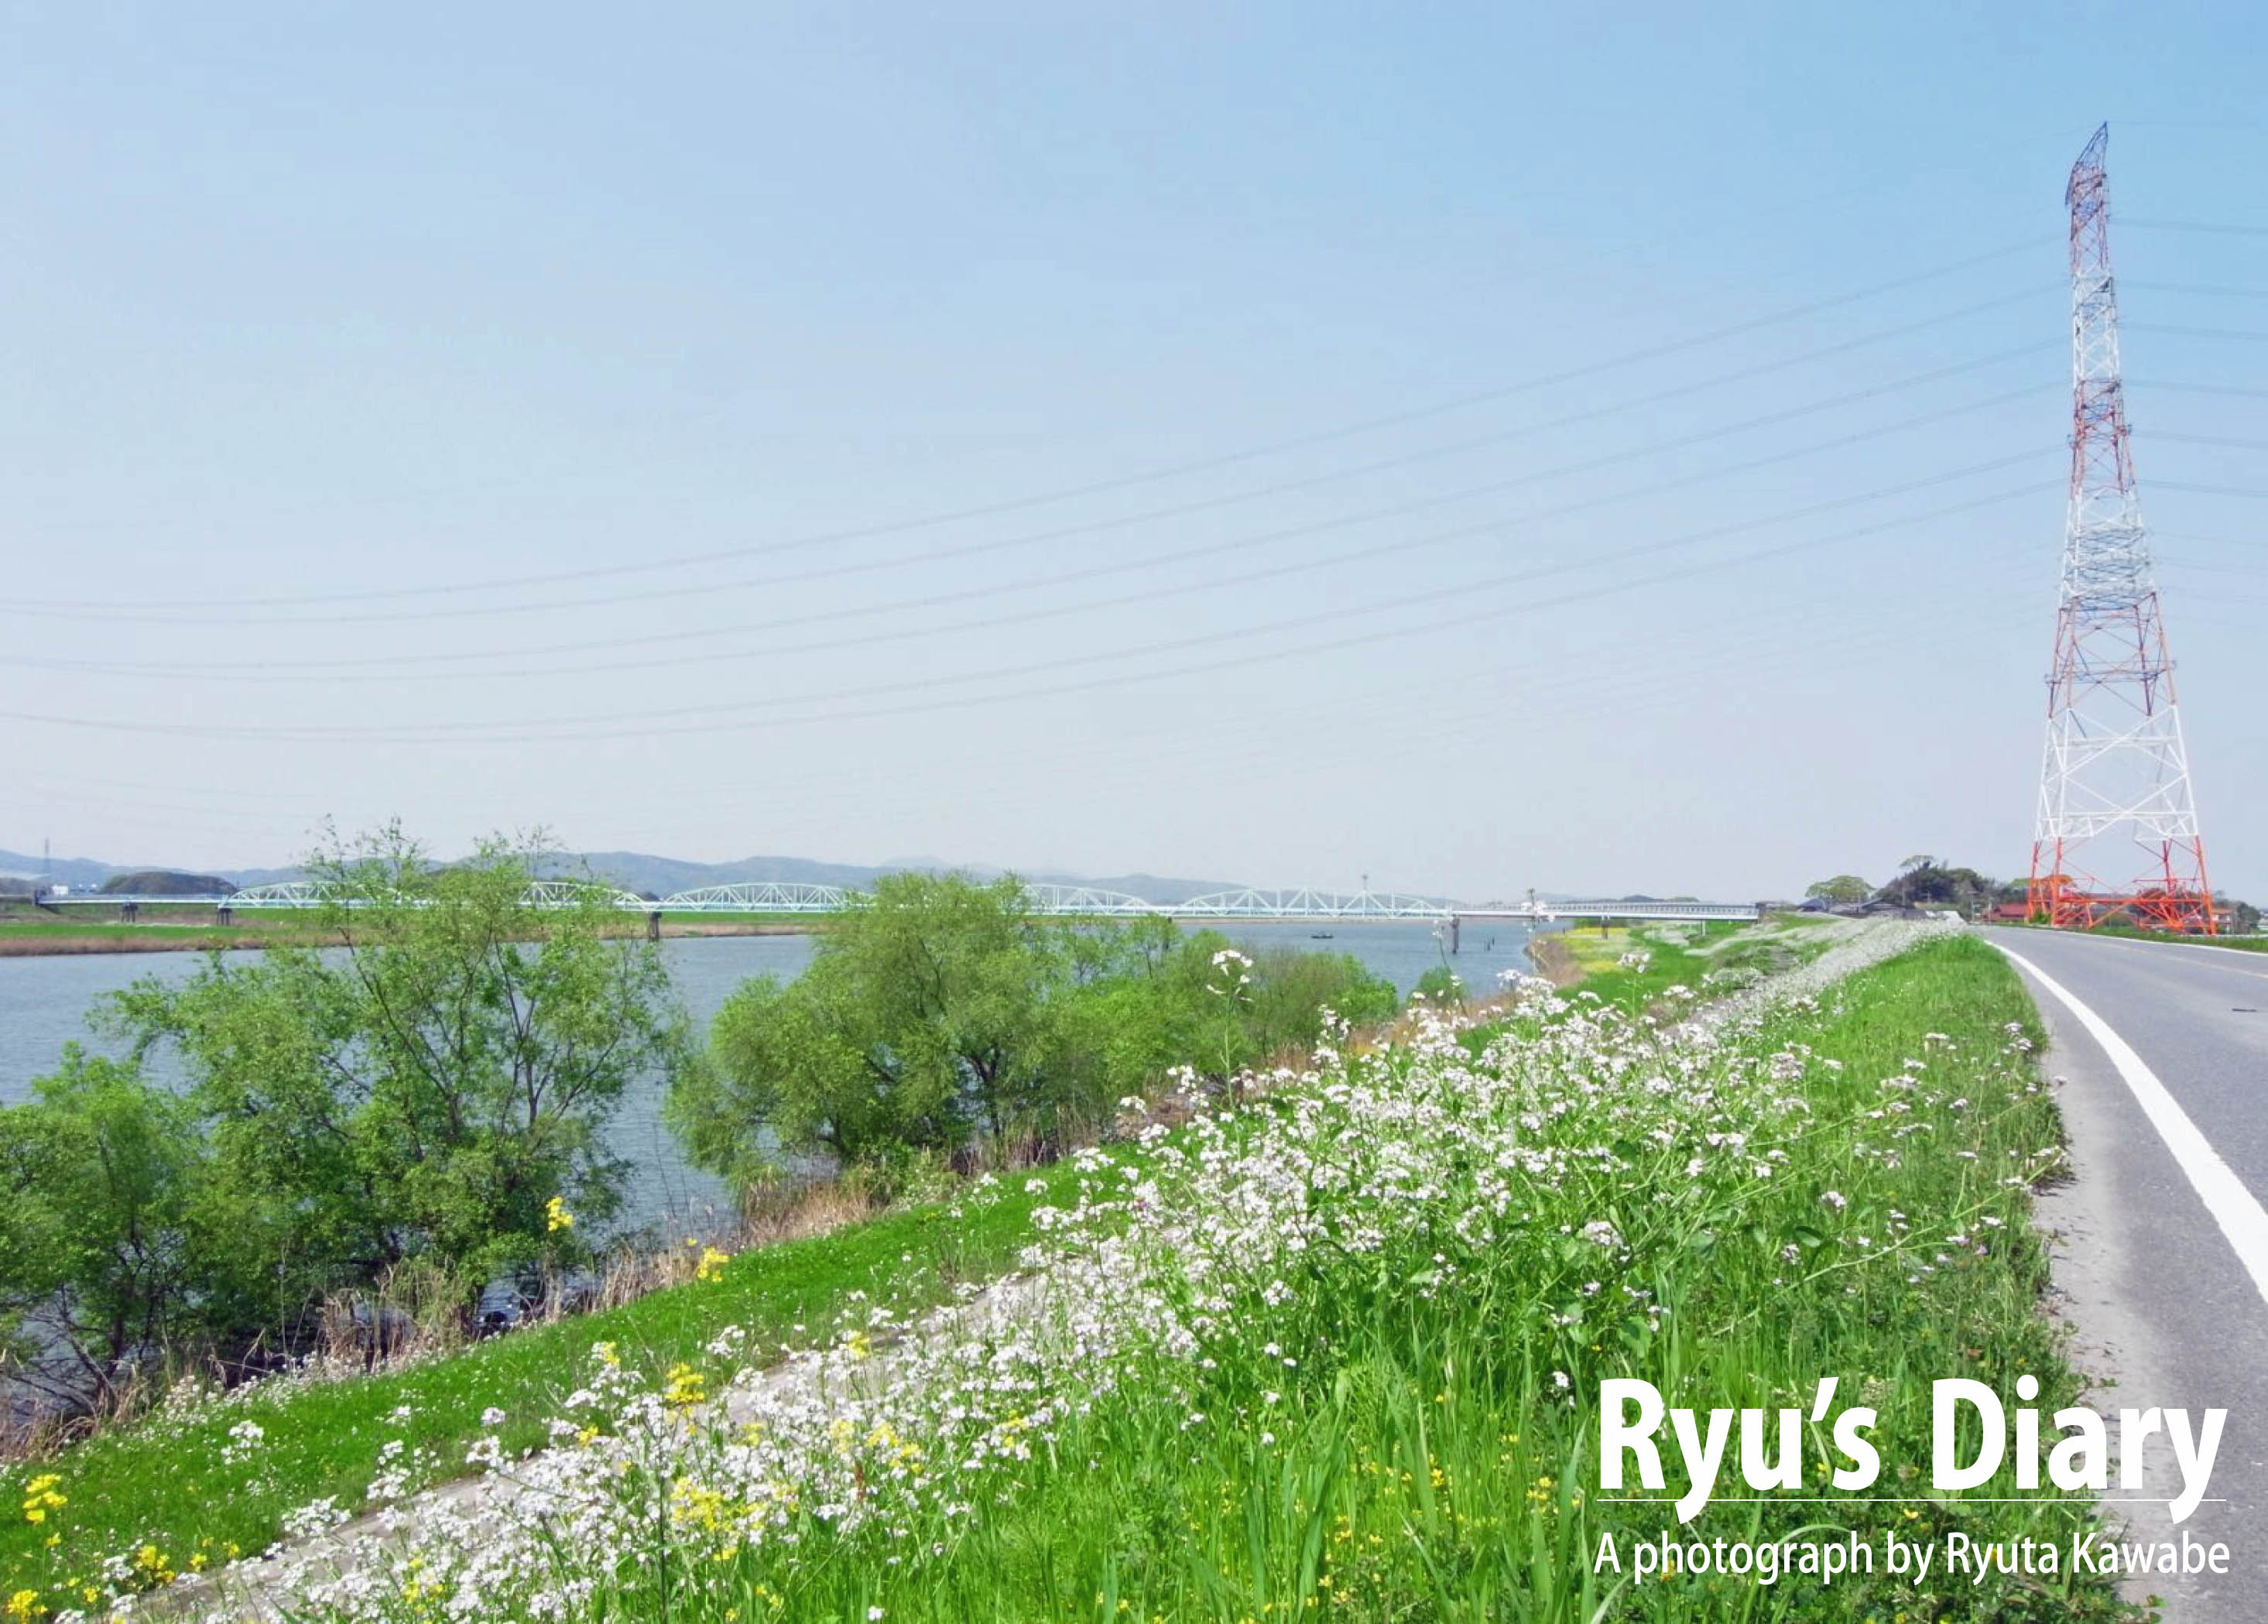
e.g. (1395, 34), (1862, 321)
(647, 910), (663, 943)
(1448, 915), (1460, 954)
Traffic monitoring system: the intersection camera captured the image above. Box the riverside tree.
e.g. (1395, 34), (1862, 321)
(669, 875), (1396, 1194)
(0, 1052), (212, 1409)
(671, 874), (1071, 1184)
(1804, 874), (1873, 905)
(3, 827), (696, 1387)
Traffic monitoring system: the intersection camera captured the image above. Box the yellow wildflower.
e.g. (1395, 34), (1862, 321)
(19, 1476), (64, 1524)
(545, 1195), (574, 1233)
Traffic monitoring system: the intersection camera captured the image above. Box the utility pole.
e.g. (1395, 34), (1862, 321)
(2027, 125), (2214, 934)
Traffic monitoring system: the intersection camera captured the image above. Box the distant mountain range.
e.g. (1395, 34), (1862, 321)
(566, 851), (1262, 905)
(0, 849), (304, 892)
(0, 846), (1269, 904)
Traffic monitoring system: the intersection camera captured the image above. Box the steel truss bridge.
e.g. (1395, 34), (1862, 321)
(42, 882), (1762, 925)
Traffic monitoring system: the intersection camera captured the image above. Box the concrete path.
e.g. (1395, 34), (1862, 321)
(1982, 928), (2268, 1622)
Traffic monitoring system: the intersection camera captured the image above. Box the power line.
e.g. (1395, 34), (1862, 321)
(2154, 479), (2268, 499)
(2, 246), (2056, 618)
(422, 597), (2045, 832)
(2126, 218), (2268, 236)
(5, 547), (2052, 827)
(8, 383), (2059, 680)
(2126, 281), (2268, 300)
(2158, 529), (2268, 550)
(2146, 431), (2268, 453)
(6, 316), (2060, 631)
(0, 470), (2057, 745)
(2132, 379), (2268, 399)
(2128, 323), (2268, 341)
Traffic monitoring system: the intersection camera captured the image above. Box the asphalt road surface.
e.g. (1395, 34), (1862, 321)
(1980, 927), (2268, 1622)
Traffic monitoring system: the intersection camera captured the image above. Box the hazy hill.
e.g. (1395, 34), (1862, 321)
(567, 851), (922, 898)
(566, 852), (1252, 903)
(0, 849), (119, 889)
(98, 869), (235, 896)
(0, 846), (1263, 904)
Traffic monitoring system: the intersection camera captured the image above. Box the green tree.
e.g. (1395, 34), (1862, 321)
(674, 874), (1073, 1179)
(104, 825), (690, 1338)
(1173, 934), (1397, 1067)
(1411, 964), (1465, 1008)
(1804, 875), (1873, 905)
(0, 1050), (213, 1410)
(1876, 862), (1998, 916)
(672, 880), (1407, 1195)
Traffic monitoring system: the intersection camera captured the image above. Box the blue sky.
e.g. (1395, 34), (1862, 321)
(3, 2), (2264, 901)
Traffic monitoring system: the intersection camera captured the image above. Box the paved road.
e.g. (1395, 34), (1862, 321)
(1979, 928), (2268, 1622)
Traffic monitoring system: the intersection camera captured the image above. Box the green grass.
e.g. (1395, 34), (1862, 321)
(5, 934), (2140, 1622)
(1537, 916), (1821, 1008)
(0, 919), (344, 954)
(0, 1160), (1088, 1597)
(242, 932), (2127, 1624)
(2064, 923), (2268, 952)
(687, 937), (2129, 1622)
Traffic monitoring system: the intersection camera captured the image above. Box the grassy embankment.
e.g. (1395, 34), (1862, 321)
(658, 934), (2122, 1624)
(3, 927), (2134, 1622)
(2057, 923), (2268, 954)
(0, 1163), (1088, 1598)
(1527, 912), (1836, 1001)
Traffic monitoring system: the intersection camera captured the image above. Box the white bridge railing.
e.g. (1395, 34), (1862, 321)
(50, 885), (1761, 923)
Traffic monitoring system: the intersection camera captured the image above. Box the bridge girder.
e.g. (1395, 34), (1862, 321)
(120, 882), (1761, 925)
(1173, 888), (1454, 920)
(659, 882), (851, 913)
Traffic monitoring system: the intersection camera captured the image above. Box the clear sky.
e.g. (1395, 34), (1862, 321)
(3, 2), (2264, 903)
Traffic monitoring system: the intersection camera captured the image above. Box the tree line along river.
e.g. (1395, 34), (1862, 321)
(0, 920), (1537, 1232)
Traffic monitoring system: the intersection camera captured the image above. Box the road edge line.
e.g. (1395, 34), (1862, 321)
(1996, 942), (2268, 1312)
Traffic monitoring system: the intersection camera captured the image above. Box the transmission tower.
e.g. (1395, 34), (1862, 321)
(2026, 124), (2214, 934)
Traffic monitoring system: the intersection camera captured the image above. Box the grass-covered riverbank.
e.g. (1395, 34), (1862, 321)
(2030, 921), (2268, 954)
(1, 925), (2141, 1622)
(0, 1160), (1091, 1606)
(1525, 913), (1836, 1001)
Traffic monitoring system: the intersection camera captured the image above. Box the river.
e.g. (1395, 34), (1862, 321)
(0, 920), (1533, 1232)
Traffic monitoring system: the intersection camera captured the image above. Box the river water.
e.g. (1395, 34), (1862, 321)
(0, 920), (1533, 1232)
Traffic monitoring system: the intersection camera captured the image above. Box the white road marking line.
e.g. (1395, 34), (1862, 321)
(1997, 944), (2268, 1313)
(2051, 934), (2268, 980)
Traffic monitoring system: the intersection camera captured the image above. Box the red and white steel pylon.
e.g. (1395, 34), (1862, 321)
(2026, 124), (2215, 934)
